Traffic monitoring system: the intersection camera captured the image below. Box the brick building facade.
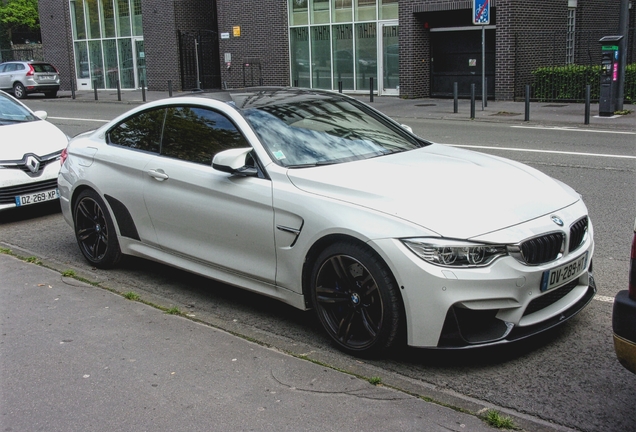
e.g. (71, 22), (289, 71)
(39, 0), (631, 100)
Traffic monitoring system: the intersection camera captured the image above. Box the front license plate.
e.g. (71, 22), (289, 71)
(15, 188), (59, 207)
(540, 252), (588, 292)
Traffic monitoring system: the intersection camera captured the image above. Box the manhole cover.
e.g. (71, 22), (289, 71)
(415, 103), (437, 107)
(542, 104), (568, 107)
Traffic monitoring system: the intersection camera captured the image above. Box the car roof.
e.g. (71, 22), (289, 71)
(179, 87), (350, 111)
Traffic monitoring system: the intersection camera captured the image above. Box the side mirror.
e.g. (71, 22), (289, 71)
(34, 110), (48, 120)
(212, 147), (258, 176)
(400, 124), (413, 133)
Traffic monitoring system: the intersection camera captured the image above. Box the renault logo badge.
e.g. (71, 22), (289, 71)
(25, 155), (40, 174)
(551, 215), (564, 227)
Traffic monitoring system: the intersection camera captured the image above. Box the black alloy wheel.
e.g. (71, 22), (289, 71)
(310, 241), (402, 356)
(73, 189), (121, 269)
(13, 82), (26, 99)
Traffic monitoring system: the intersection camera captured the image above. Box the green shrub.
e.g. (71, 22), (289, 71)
(531, 63), (635, 103)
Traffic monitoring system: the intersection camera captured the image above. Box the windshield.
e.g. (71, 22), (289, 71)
(0, 93), (38, 125)
(241, 94), (425, 167)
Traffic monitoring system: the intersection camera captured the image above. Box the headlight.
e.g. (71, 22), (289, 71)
(402, 238), (509, 267)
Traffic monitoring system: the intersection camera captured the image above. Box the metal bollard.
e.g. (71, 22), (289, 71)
(71, 79), (75, 100)
(453, 82), (458, 113)
(524, 85), (530, 122)
(116, 79), (121, 101)
(470, 84), (475, 119)
(338, 81), (343, 93)
(484, 77), (488, 108)
(584, 85), (591, 125)
(293, 79), (298, 87)
(93, 80), (98, 100)
(168, 80), (173, 97)
(141, 80), (146, 102)
(369, 77), (374, 103)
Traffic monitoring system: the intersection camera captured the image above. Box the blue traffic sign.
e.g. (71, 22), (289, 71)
(473, 0), (490, 24)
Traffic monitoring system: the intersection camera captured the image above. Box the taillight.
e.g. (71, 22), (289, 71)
(26, 64), (35, 76)
(630, 227), (636, 300)
(60, 147), (68, 165)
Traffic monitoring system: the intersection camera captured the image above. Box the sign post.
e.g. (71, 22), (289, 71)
(473, 0), (489, 110)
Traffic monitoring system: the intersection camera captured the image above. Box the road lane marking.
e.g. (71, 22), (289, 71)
(49, 116), (109, 123)
(444, 144), (636, 159)
(511, 126), (636, 135)
(594, 295), (614, 304)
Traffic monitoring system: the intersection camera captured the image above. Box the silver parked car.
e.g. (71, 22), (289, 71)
(0, 61), (60, 99)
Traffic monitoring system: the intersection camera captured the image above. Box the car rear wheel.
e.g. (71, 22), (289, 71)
(73, 189), (121, 269)
(13, 82), (26, 99)
(310, 241), (402, 356)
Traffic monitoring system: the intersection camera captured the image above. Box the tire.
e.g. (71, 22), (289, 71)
(13, 82), (26, 99)
(73, 189), (122, 269)
(44, 90), (57, 98)
(310, 241), (402, 356)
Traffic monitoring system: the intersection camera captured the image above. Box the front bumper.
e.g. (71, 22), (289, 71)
(613, 290), (636, 374)
(370, 204), (596, 348)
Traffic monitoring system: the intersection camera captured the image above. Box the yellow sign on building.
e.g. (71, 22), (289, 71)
(233, 26), (241, 37)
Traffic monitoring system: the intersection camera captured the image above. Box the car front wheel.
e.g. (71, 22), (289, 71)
(13, 82), (26, 99)
(310, 241), (403, 356)
(73, 189), (121, 269)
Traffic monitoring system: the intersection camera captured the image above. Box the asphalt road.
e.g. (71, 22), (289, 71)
(2, 98), (634, 432)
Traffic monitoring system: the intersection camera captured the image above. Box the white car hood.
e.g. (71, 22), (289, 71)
(286, 144), (580, 239)
(0, 120), (68, 159)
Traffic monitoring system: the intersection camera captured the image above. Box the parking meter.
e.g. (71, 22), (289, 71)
(598, 35), (623, 117)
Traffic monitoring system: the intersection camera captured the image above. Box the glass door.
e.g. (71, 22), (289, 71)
(379, 22), (399, 96)
(133, 38), (146, 88)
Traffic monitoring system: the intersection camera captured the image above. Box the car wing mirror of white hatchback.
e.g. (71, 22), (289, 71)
(212, 147), (258, 176)
(400, 124), (413, 133)
(34, 110), (48, 120)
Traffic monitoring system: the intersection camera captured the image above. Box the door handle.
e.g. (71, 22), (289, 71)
(147, 169), (169, 181)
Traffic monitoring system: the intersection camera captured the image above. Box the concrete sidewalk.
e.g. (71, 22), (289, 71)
(0, 253), (502, 432)
(47, 88), (636, 132)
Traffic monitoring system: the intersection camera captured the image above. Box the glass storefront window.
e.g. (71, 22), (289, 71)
(355, 22), (377, 90)
(289, 0), (309, 26)
(332, 0), (352, 23)
(355, 0), (376, 21)
(116, 0), (131, 37)
(290, 27), (311, 87)
(311, 26), (331, 89)
(70, 0), (144, 90)
(85, 0), (101, 39)
(332, 24), (354, 90)
(132, 0), (143, 36)
(380, 0), (398, 20)
(74, 41), (89, 79)
(103, 39), (118, 88)
(101, 0), (116, 38)
(88, 40), (105, 88)
(70, 0), (86, 40)
(310, 0), (330, 24)
(118, 38), (135, 88)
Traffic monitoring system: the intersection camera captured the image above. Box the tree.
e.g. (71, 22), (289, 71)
(0, 0), (40, 46)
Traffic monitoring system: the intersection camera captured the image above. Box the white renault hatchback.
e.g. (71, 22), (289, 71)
(0, 90), (67, 211)
(58, 88), (596, 356)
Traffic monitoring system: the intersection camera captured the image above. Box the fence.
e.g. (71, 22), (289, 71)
(514, 28), (635, 102)
(178, 30), (221, 91)
(0, 46), (44, 63)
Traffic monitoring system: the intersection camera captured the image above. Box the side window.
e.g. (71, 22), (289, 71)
(0, 65), (5, 73)
(161, 106), (249, 165)
(107, 108), (165, 153)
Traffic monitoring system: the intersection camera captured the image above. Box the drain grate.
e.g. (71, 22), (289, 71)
(542, 104), (568, 108)
(490, 111), (521, 117)
(415, 103), (437, 107)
